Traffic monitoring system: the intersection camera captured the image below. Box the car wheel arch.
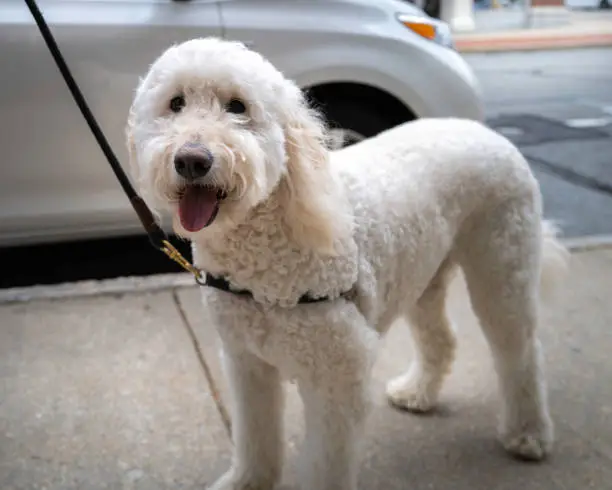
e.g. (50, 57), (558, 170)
(303, 81), (417, 127)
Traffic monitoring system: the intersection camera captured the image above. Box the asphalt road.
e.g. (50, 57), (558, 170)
(2, 47), (611, 289)
(465, 47), (612, 238)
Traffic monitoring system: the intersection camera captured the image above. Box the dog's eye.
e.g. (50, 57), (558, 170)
(227, 99), (246, 115)
(169, 95), (186, 113)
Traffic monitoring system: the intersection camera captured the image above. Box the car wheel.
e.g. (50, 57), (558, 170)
(600, 0), (610, 8)
(319, 99), (412, 150)
(424, 0), (441, 18)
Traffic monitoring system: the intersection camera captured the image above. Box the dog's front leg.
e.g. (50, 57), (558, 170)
(295, 317), (377, 490)
(297, 382), (368, 490)
(209, 346), (283, 490)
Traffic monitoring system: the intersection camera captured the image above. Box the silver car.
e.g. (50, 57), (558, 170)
(0, 0), (483, 247)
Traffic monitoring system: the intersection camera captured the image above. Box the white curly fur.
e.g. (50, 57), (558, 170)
(126, 38), (570, 490)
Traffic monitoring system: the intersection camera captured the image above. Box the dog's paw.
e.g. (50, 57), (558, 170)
(500, 424), (554, 461)
(385, 374), (436, 413)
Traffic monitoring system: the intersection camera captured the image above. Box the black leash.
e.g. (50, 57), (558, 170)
(24, 0), (205, 284)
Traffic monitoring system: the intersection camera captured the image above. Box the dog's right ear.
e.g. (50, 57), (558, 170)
(125, 109), (140, 185)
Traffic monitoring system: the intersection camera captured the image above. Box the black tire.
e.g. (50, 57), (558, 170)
(424, 0), (441, 19)
(318, 98), (412, 148)
(600, 0), (610, 8)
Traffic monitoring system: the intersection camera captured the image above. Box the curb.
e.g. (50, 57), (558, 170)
(1, 235), (611, 305)
(455, 32), (612, 52)
(0, 273), (195, 305)
(562, 234), (612, 253)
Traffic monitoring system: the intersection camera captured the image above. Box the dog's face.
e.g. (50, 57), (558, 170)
(127, 38), (350, 253)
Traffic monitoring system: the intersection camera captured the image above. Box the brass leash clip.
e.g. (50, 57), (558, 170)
(161, 240), (207, 285)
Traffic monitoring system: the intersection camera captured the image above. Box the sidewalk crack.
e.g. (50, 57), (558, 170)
(171, 289), (233, 440)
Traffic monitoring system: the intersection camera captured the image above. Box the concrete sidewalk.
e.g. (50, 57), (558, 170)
(455, 9), (612, 52)
(1, 247), (612, 489)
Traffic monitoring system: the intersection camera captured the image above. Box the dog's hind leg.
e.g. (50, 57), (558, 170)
(457, 199), (555, 462)
(386, 260), (458, 413)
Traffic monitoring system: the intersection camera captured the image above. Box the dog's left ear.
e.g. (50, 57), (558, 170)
(277, 91), (352, 255)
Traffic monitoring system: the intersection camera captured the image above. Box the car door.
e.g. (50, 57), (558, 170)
(0, 0), (222, 246)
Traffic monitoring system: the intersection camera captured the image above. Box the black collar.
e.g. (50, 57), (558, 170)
(203, 273), (340, 304)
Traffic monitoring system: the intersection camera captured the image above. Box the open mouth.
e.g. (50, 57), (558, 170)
(177, 184), (227, 232)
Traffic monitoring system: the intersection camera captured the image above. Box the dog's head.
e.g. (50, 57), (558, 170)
(126, 37), (351, 254)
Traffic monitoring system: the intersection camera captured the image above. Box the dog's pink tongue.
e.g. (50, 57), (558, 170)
(178, 186), (218, 232)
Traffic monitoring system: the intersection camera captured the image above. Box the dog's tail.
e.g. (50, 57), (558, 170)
(539, 220), (570, 304)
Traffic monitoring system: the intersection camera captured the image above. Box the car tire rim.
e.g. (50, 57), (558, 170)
(328, 128), (367, 150)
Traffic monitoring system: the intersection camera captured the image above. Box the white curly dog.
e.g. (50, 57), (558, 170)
(126, 38), (569, 490)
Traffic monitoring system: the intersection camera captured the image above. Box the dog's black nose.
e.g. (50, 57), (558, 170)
(174, 144), (213, 181)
